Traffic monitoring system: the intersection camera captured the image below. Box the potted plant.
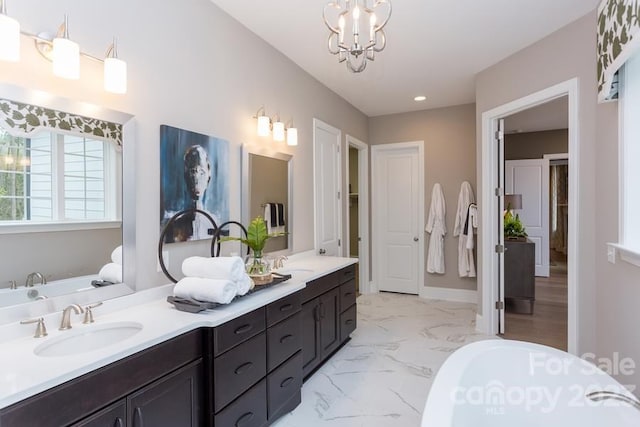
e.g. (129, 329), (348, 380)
(221, 217), (286, 283)
(504, 209), (528, 241)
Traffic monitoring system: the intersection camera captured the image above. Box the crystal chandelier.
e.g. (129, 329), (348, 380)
(323, 0), (392, 73)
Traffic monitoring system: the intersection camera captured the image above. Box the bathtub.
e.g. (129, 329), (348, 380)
(0, 274), (99, 307)
(422, 340), (640, 426)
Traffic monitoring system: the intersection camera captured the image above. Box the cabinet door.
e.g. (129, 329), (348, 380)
(301, 300), (321, 377)
(128, 359), (203, 427)
(319, 288), (340, 357)
(72, 400), (126, 427)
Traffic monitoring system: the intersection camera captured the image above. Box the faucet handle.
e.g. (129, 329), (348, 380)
(9, 280), (17, 290)
(20, 317), (48, 338)
(83, 302), (103, 324)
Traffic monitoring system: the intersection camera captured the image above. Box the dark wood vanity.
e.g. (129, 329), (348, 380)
(0, 264), (357, 427)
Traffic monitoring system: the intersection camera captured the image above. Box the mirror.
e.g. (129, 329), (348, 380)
(242, 145), (292, 254)
(0, 83), (135, 323)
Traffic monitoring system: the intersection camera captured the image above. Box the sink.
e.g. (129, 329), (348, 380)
(34, 321), (143, 357)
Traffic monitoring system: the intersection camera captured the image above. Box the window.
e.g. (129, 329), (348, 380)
(612, 51), (640, 266)
(0, 130), (119, 224)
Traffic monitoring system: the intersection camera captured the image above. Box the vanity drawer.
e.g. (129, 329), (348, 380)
(267, 351), (302, 422)
(266, 291), (301, 327)
(267, 312), (302, 371)
(340, 304), (357, 342)
(213, 379), (267, 427)
(213, 307), (265, 356)
(71, 400), (126, 427)
(302, 265), (355, 303)
(339, 279), (356, 313)
(214, 333), (267, 412)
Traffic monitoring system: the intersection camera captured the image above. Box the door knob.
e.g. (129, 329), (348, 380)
(413, 237), (419, 242)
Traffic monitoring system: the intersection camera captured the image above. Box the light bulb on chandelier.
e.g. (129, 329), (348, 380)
(323, 0), (392, 73)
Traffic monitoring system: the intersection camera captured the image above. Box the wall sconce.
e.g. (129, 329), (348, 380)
(0, 0), (20, 62)
(253, 107), (298, 146)
(0, 5), (128, 94)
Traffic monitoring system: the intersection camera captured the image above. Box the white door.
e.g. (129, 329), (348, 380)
(497, 119), (506, 334)
(313, 119), (342, 256)
(372, 142), (424, 295)
(505, 159), (550, 277)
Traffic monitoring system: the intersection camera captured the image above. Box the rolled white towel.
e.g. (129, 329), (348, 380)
(111, 245), (123, 265)
(174, 277), (237, 305)
(98, 263), (122, 283)
(182, 256), (245, 282)
(236, 273), (254, 296)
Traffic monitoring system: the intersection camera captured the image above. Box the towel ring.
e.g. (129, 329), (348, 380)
(158, 208), (219, 284)
(212, 221), (251, 258)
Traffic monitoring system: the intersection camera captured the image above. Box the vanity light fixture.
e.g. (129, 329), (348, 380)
(272, 115), (285, 142)
(0, 11), (128, 94)
(104, 38), (127, 94)
(0, 0), (20, 62)
(254, 107), (298, 146)
(52, 15), (80, 80)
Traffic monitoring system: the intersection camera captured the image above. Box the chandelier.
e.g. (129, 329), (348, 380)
(323, 0), (392, 73)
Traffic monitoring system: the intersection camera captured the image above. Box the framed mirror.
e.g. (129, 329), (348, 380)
(0, 83), (136, 324)
(241, 145), (292, 255)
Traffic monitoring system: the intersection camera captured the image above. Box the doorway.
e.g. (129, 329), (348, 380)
(371, 142), (425, 295)
(480, 79), (579, 355)
(345, 135), (369, 294)
(500, 101), (569, 351)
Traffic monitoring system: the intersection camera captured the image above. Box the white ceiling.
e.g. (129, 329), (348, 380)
(210, 0), (599, 117)
(505, 96), (569, 134)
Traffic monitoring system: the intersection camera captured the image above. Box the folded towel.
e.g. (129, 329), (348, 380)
(236, 273), (254, 296)
(174, 277), (237, 304)
(275, 203), (285, 234)
(98, 263), (122, 283)
(182, 256), (245, 282)
(111, 245), (123, 265)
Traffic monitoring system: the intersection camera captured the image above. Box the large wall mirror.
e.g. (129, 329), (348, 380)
(0, 84), (136, 324)
(242, 145), (292, 254)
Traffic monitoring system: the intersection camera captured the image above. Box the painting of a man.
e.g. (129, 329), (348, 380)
(160, 125), (229, 243)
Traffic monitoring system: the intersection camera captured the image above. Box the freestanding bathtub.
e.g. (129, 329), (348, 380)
(422, 340), (640, 426)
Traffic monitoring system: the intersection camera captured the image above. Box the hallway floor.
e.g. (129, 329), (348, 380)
(273, 293), (493, 427)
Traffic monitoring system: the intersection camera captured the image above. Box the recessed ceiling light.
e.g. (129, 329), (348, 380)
(414, 95), (426, 102)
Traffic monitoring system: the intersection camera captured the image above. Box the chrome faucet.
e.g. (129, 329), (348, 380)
(8, 280), (17, 290)
(59, 304), (84, 330)
(273, 255), (288, 270)
(586, 391), (640, 411)
(26, 272), (46, 287)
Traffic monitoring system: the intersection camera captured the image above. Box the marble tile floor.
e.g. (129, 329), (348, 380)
(273, 292), (495, 427)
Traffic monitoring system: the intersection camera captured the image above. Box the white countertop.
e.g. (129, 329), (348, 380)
(0, 254), (357, 410)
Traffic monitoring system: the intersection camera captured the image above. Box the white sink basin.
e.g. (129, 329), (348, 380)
(34, 321), (143, 357)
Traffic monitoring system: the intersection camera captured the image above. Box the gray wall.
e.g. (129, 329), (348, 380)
(476, 12), (598, 354)
(0, 0), (368, 289)
(368, 103), (477, 291)
(505, 130), (568, 160)
(0, 228), (121, 285)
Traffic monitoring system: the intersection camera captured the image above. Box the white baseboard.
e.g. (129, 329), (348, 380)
(475, 313), (487, 334)
(421, 286), (477, 304)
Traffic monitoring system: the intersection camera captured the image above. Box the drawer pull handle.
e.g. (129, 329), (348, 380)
(280, 334), (294, 344)
(344, 292), (353, 297)
(345, 319), (354, 325)
(236, 412), (254, 426)
(133, 408), (144, 427)
(344, 270), (352, 276)
(280, 376), (295, 388)
(115, 418), (124, 427)
(279, 303), (294, 312)
(235, 361), (254, 375)
(234, 324), (252, 335)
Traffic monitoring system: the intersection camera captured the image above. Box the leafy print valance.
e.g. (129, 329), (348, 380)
(597, 0), (640, 102)
(0, 98), (123, 146)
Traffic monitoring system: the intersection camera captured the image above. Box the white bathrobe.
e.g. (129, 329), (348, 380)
(425, 183), (446, 274)
(453, 181), (476, 277)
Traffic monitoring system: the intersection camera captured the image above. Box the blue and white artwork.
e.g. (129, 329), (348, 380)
(160, 125), (229, 243)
